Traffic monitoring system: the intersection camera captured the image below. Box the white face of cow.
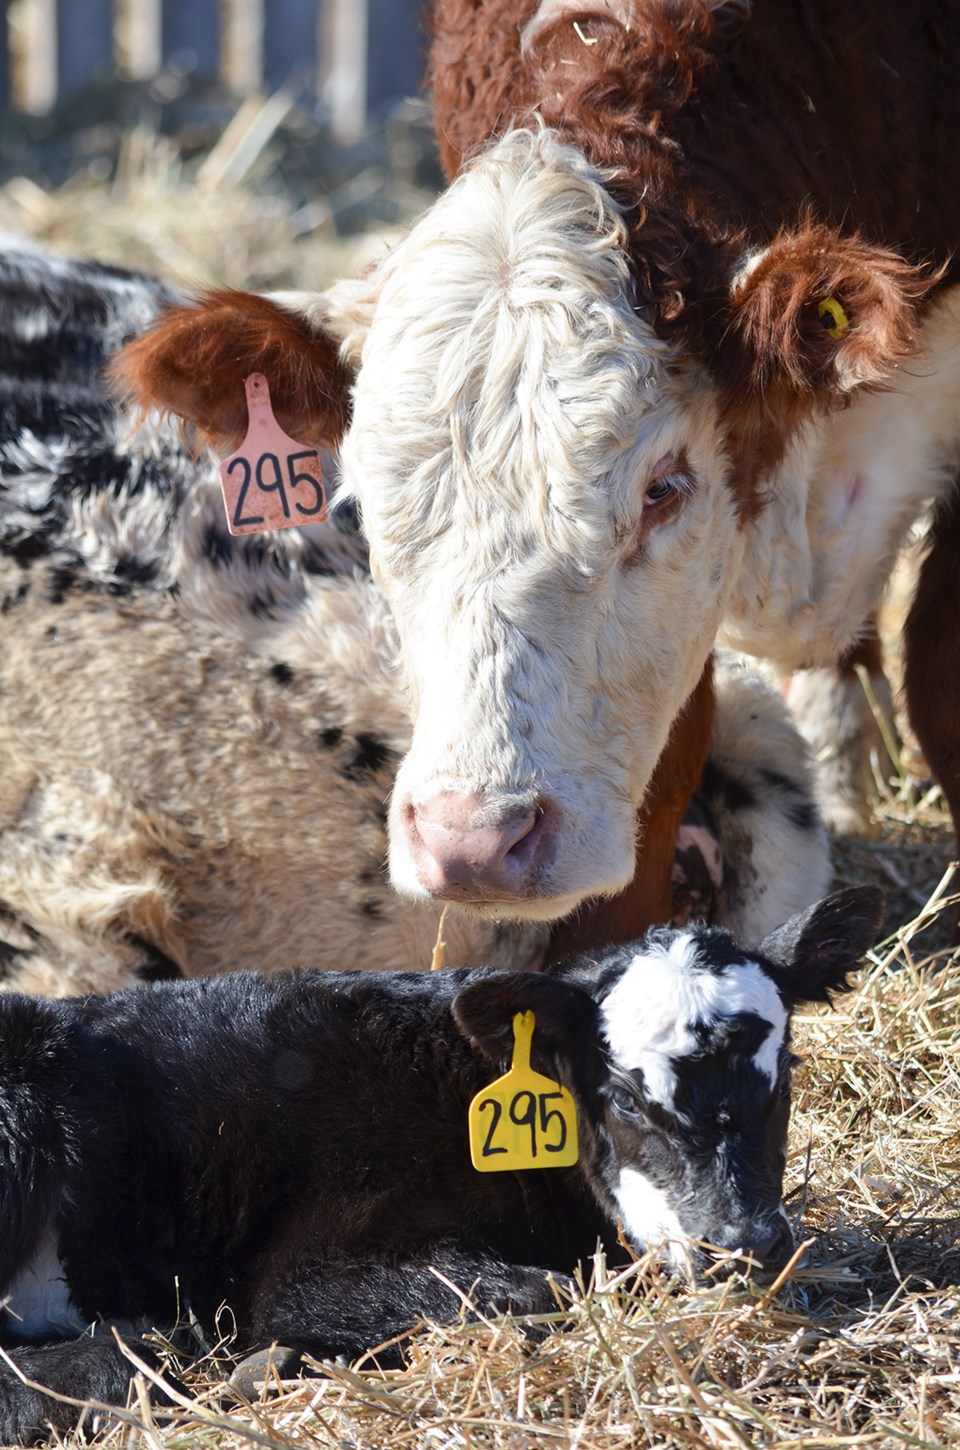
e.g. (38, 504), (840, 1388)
(333, 130), (744, 919)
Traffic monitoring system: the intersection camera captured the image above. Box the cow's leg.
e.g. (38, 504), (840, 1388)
(786, 624), (895, 836)
(904, 487), (960, 888)
(548, 660), (715, 958)
(0, 1336), (170, 1445)
(247, 1242), (569, 1369)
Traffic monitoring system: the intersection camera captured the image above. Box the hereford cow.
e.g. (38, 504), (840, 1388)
(0, 885), (881, 1445)
(115, 0), (960, 935)
(0, 239), (828, 997)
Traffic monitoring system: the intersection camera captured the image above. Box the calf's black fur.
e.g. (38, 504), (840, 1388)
(0, 886), (882, 1443)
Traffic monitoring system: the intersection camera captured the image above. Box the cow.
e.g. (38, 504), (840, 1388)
(0, 885), (882, 1445)
(113, 0), (960, 936)
(0, 238), (829, 998)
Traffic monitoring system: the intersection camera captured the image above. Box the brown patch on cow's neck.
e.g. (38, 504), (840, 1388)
(547, 658), (715, 961)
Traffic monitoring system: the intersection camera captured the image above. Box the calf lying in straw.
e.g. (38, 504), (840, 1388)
(0, 239), (829, 997)
(0, 886), (881, 1444)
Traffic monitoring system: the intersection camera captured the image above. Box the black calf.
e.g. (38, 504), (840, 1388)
(0, 887), (881, 1443)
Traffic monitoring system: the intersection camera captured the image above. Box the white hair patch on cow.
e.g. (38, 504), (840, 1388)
(335, 127), (744, 917)
(2, 1230), (86, 1340)
(599, 936), (788, 1110)
(613, 1166), (691, 1268)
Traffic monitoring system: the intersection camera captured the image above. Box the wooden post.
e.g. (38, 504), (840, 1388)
(321, 0), (366, 140)
(221, 0), (261, 94)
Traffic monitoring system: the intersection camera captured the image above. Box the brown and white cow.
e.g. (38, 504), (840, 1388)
(0, 240), (829, 997)
(114, 0), (956, 934)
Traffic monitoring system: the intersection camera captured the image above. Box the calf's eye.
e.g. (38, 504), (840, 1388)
(621, 452), (695, 560)
(609, 1083), (641, 1116)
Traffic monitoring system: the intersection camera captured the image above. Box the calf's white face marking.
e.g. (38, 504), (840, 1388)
(614, 1167), (690, 1269)
(596, 937), (790, 1262)
(599, 934), (788, 1111)
(333, 130), (743, 918)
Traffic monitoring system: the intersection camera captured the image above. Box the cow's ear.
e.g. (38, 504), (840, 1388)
(109, 276), (375, 453)
(760, 885), (884, 1005)
(453, 974), (598, 1067)
(724, 223), (931, 401)
(271, 272), (379, 370)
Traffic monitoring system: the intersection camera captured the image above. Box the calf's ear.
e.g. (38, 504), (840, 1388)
(724, 223), (932, 404)
(453, 974), (598, 1069)
(109, 272), (378, 454)
(759, 884), (884, 1005)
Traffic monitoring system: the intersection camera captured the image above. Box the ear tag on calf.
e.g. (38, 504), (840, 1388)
(817, 296), (849, 340)
(219, 374), (328, 536)
(468, 1011), (579, 1172)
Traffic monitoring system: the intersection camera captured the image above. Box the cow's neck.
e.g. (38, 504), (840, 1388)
(719, 284), (960, 672)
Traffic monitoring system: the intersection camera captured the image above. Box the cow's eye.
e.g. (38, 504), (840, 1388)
(609, 1082), (641, 1116)
(623, 456), (693, 559)
(644, 471), (681, 506)
(642, 454), (692, 514)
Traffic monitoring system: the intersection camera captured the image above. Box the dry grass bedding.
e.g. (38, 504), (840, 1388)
(0, 100), (958, 1450)
(31, 862), (957, 1450)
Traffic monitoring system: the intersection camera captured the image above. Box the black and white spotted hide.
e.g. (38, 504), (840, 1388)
(0, 887), (881, 1444)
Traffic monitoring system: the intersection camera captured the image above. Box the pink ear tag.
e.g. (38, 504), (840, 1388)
(219, 374), (328, 536)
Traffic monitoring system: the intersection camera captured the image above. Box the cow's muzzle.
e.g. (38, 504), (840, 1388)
(402, 791), (556, 902)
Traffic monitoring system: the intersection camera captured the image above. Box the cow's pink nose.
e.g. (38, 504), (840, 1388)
(406, 793), (552, 900)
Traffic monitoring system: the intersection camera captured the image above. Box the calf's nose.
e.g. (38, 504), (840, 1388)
(707, 1215), (794, 1276)
(406, 792), (552, 900)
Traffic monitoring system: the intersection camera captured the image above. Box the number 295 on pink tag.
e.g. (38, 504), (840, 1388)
(218, 374), (328, 537)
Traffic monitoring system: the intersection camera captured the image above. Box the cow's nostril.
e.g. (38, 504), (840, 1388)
(405, 792), (554, 899)
(709, 1217), (793, 1277)
(504, 806), (545, 868)
(756, 1216), (794, 1270)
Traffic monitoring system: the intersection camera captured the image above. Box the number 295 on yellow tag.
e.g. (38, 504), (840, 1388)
(467, 1011), (579, 1172)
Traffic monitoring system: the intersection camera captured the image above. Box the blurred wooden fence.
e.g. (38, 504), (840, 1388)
(0, 0), (427, 137)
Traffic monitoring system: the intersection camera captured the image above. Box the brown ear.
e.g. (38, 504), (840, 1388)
(724, 223), (933, 403)
(109, 289), (355, 453)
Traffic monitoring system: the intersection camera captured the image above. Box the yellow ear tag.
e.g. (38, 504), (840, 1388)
(468, 1011), (579, 1172)
(817, 296), (849, 340)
